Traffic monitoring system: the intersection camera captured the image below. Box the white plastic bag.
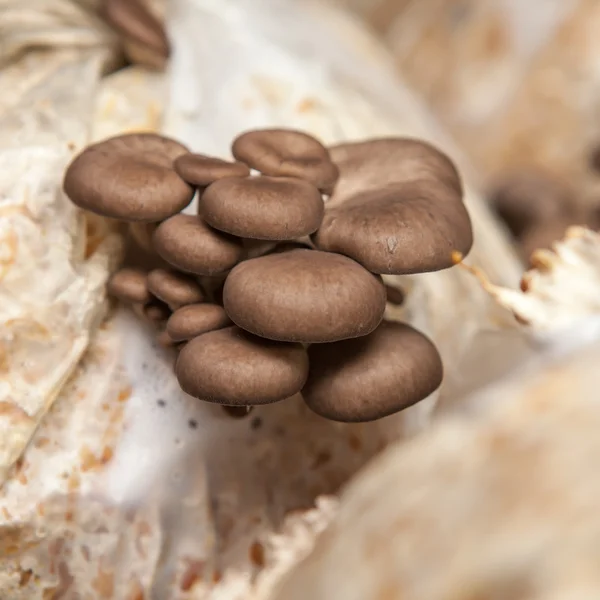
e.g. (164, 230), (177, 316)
(1, 1), (574, 599)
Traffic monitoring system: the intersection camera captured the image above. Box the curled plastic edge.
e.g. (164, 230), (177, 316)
(463, 226), (600, 351)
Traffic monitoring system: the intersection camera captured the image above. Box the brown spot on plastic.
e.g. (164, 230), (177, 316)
(348, 433), (362, 452)
(101, 446), (114, 465)
(68, 472), (80, 492)
(249, 541), (266, 568)
(118, 386), (132, 402)
(311, 451), (332, 469)
(92, 565), (115, 598)
(297, 98), (318, 113)
(128, 581), (145, 600)
(180, 559), (205, 592)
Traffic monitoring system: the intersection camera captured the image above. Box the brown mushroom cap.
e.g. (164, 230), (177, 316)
(303, 320), (443, 422)
(63, 133), (193, 222)
(232, 128), (339, 192)
(200, 176), (324, 241)
(166, 303), (231, 342)
(490, 170), (572, 238)
(102, 0), (169, 58)
(107, 268), (150, 304)
(147, 269), (205, 310)
(223, 249), (386, 343)
(312, 138), (473, 275)
(175, 326), (309, 405)
(174, 153), (250, 187)
(153, 214), (245, 275)
(133, 300), (171, 327)
(144, 301), (171, 325)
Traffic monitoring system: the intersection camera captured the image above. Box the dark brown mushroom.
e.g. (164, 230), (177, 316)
(489, 170), (573, 238)
(132, 299), (170, 327)
(231, 128), (339, 192)
(144, 301), (171, 325)
(312, 138), (473, 275)
(153, 214), (245, 276)
(101, 0), (169, 69)
(223, 249), (386, 343)
(63, 133), (193, 222)
(147, 269), (205, 310)
(107, 268), (151, 304)
(166, 303), (231, 342)
(175, 326), (309, 405)
(174, 153), (250, 187)
(200, 176), (324, 241)
(303, 320), (443, 422)
(384, 283), (405, 306)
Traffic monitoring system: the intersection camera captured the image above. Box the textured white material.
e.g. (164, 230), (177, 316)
(4, 1), (593, 599)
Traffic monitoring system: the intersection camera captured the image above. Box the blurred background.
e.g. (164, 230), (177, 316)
(331, 0), (600, 264)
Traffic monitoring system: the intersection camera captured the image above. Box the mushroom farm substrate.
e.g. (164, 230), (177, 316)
(5, 0), (600, 599)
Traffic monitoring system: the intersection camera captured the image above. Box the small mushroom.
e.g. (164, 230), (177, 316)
(132, 300), (170, 327)
(312, 138), (473, 274)
(107, 268), (151, 304)
(175, 326), (309, 405)
(147, 269), (205, 310)
(166, 303), (231, 342)
(63, 133), (193, 222)
(200, 176), (324, 241)
(102, 0), (169, 69)
(144, 301), (172, 326)
(223, 249), (386, 343)
(174, 153), (250, 187)
(153, 214), (245, 275)
(384, 283), (405, 306)
(489, 170), (572, 238)
(303, 320), (443, 422)
(232, 129), (339, 192)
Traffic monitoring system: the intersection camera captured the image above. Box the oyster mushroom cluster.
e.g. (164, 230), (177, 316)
(63, 128), (473, 423)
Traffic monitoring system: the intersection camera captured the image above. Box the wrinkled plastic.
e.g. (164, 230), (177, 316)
(0, 1), (552, 599)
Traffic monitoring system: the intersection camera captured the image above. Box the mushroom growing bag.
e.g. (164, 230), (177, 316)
(0, 0), (542, 598)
